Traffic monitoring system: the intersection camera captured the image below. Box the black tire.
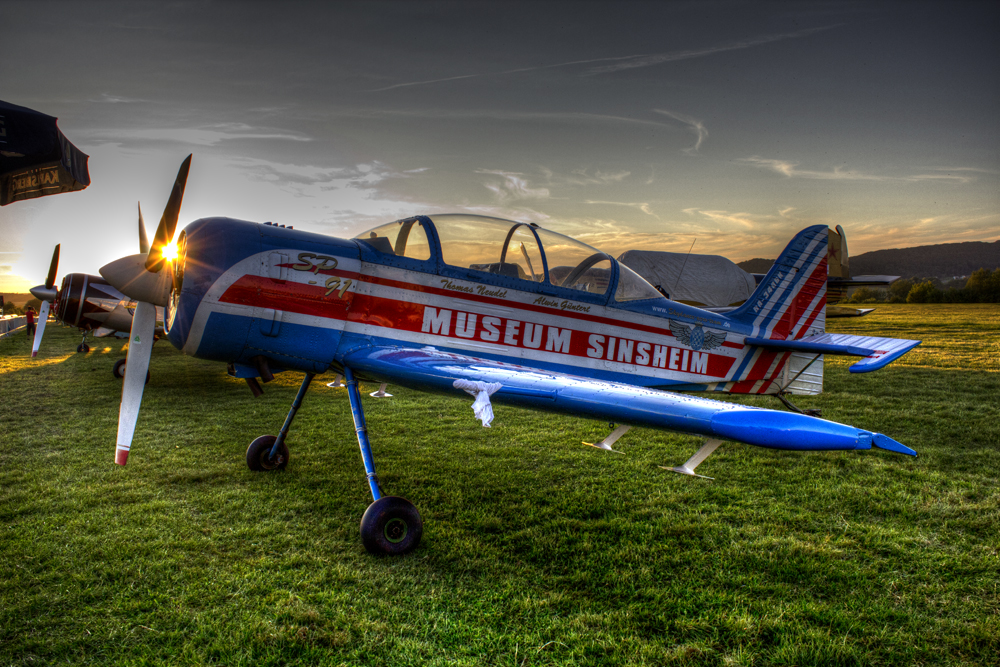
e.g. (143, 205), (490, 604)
(360, 496), (423, 556)
(77, 343), (90, 353)
(246, 435), (289, 471)
(112, 358), (150, 384)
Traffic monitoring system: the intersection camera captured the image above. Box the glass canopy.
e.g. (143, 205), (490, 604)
(356, 214), (662, 302)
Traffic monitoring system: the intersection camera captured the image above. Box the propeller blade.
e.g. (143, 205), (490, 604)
(45, 244), (60, 289)
(30, 300), (50, 358)
(115, 300), (157, 465)
(100, 254), (172, 307)
(145, 155), (192, 273)
(138, 203), (150, 254)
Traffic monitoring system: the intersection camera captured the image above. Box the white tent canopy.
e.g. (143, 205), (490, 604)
(617, 250), (758, 307)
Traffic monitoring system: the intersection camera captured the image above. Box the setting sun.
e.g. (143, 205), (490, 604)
(161, 241), (179, 262)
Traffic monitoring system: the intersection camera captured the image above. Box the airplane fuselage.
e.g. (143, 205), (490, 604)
(165, 216), (827, 397)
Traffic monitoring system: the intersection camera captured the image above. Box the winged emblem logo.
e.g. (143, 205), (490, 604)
(669, 320), (727, 352)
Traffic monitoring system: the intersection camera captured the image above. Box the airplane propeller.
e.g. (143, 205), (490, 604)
(27, 244), (60, 358)
(100, 154), (192, 465)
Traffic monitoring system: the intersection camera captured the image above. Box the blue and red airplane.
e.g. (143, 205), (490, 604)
(101, 156), (920, 555)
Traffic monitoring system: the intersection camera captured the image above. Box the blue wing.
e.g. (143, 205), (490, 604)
(342, 345), (915, 456)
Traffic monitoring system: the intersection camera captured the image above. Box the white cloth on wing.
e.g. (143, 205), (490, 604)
(453, 379), (503, 427)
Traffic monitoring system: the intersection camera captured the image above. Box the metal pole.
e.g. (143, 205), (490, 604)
(344, 367), (382, 501)
(269, 372), (315, 460)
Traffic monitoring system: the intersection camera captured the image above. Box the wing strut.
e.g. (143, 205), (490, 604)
(583, 424), (630, 454)
(662, 438), (723, 480)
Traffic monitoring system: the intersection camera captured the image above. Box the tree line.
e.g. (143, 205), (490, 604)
(845, 268), (1000, 304)
(0, 297), (42, 316)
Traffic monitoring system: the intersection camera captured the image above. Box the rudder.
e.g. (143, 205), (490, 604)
(728, 225), (828, 341)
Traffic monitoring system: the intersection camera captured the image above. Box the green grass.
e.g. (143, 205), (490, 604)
(1, 305), (998, 666)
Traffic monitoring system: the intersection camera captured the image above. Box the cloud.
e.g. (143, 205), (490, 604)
(653, 110), (707, 155)
(357, 107), (679, 132)
(585, 25), (842, 75)
(370, 25), (842, 92)
(91, 93), (146, 104)
(583, 200), (659, 219)
(87, 123), (312, 147)
(739, 157), (978, 183)
(539, 167), (632, 187)
(477, 170), (551, 202)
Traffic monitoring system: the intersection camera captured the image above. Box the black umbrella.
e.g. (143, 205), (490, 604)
(1, 99), (90, 206)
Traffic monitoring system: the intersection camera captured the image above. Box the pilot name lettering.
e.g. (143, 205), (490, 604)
(440, 279), (473, 293)
(560, 300), (590, 313)
(476, 286), (507, 298)
(532, 296), (591, 313)
(439, 280), (508, 299)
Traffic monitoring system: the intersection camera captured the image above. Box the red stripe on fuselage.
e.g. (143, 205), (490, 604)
(347, 293), (738, 377)
(359, 271), (745, 349)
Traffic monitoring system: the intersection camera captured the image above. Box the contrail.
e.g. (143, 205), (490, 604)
(369, 24), (842, 92)
(587, 25), (841, 75)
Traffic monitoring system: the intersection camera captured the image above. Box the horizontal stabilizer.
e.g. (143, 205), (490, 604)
(744, 333), (920, 373)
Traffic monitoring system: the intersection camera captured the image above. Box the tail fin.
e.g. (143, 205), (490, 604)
(728, 225), (827, 341)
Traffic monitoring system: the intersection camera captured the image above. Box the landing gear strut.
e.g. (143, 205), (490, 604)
(344, 367), (422, 555)
(245, 372), (314, 472)
(77, 331), (91, 353)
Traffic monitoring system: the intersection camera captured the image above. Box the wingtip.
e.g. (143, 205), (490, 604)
(873, 433), (917, 457)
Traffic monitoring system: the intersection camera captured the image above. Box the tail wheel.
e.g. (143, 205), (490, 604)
(360, 496), (423, 556)
(246, 435), (289, 471)
(77, 343), (90, 353)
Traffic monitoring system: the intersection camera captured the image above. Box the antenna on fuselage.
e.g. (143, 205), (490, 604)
(671, 237), (697, 296)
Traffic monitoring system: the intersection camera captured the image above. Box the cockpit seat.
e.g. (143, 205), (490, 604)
(472, 262), (526, 279)
(364, 236), (395, 255)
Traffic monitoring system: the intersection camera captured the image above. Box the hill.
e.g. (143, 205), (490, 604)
(738, 240), (1000, 279)
(0, 293), (33, 308)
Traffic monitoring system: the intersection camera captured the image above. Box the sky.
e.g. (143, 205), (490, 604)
(1, 0), (998, 292)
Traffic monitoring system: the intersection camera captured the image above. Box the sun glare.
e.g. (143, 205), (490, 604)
(161, 241), (179, 262)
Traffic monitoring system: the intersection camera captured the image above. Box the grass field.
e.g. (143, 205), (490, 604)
(1, 305), (998, 666)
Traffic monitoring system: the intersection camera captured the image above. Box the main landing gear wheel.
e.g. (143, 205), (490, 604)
(77, 343), (90, 353)
(360, 496), (423, 556)
(112, 358), (150, 384)
(246, 435), (289, 471)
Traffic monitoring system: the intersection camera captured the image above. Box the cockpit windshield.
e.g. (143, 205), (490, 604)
(430, 214), (544, 282)
(354, 217), (432, 260)
(532, 226), (613, 296)
(356, 214), (663, 302)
